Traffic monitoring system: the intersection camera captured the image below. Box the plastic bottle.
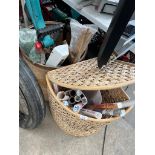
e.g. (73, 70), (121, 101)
(29, 45), (41, 63)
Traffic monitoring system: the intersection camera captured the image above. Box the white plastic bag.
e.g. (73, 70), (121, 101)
(19, 28), (37, 55)
(29, 45), (41, 63)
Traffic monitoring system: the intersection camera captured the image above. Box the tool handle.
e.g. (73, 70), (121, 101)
(117, 100), (134, 109)
(86, 100), (135, 110)
(86, 103), (117, 110)
(37, 24), (64, 39)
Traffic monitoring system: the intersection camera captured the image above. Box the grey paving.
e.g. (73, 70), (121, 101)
(19, 108), (105, 155)
(103, 119), (135, 155)
(124, 107), (135, 129)
(123, 84), (135, 100)
(123, 84), (135, 128)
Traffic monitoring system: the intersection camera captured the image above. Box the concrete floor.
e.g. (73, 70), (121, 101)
(19, 85), (135, 155)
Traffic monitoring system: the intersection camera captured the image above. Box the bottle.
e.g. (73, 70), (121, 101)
(29, 45), (41, 63)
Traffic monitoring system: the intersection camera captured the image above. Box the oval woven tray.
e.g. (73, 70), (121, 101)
(47, 58), (135, 90)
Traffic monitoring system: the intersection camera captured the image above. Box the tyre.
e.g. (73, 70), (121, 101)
(19, 58), (46, 129)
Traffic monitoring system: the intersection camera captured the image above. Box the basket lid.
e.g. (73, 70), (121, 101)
(47, 58), (135, 90)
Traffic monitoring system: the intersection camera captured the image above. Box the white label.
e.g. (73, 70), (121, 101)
(120, 110), (126, 117)
(117, 102), (123, 108)
(102, 110), (114, 116)
(80, 115), (88, 120)
(63, 101), (69, 106)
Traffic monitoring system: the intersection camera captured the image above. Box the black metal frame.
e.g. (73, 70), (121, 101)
(97, 0), (135, 68)
(101, 3), (117, 15)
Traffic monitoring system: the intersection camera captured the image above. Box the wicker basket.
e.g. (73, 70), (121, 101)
(19, 21), (64, 101)
(46, 58), (135, 136)
(20, 49), (56, 101)
(20, 21), (87, 101)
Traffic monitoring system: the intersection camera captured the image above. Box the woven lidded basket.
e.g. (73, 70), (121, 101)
(46, 58), (135, 136)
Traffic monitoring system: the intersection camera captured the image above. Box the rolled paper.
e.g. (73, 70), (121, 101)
(65, 90), (71, 96)
(76, 90), (87, 103)
(116, 100), (134, 109)
(52, 83), (59, 94)
(76, 90), (83, 96)
(86, 103), (118, 110)
(69, 90), (76, 97)
(86, 100), (134, 110)
(81, 97), (88, 105)
(57, 91), (65, 100)
(102, 109), (114, 116)
(74, 95), (81, 102)
(80, 109), (102, 119)
(69, 97), (75, 105)
(80, 115), (88, 120)
(80, 94), (85, 98)
(73, 103), (85, 112)
(102, 109), (126, 117)
(57, 91), (69, 101)
(63, 101), (69, 106)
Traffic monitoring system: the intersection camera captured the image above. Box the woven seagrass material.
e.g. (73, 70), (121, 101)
(19, 21), (62, 101)
(20, 48), (56, 101)
(46, 75), (132, 137)
(101, 89), (129, 103)
(47, 58), (135, 90)
(20, 21), (87, 100)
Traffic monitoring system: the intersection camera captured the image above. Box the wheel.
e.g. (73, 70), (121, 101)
(19, 58), (46, 129)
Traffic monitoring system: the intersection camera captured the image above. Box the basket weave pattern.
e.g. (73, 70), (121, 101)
(46, 58), (134, 136)
(47, 76), (130, 136)
(22, 51), (52, 101)
(48, 90), (104, 136)
(47, 58), (135, 90)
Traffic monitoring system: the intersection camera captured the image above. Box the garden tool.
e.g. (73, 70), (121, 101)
(25, 0), (64, 49)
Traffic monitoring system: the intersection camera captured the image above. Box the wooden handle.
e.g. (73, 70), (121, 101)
(86, 103), (118, 110)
